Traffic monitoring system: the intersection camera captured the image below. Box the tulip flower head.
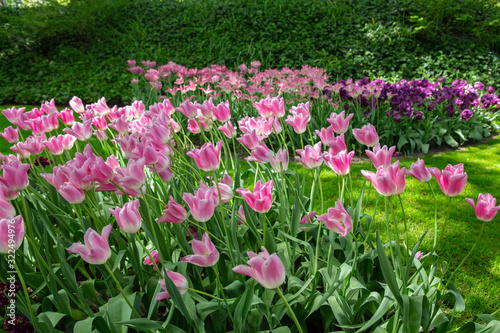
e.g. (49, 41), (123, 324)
(353, 123), (379, 147)
(232, 247), (286, 289)
(323, 150), (354, 176)
(295, 142), (323, 169)
(361, 161), (406, 196)
(317, 199), (352, 237)
(365, 144), (396, 169)
(158, 196), (188, 224)
(429, 163), (467, 197)
(406, 158), (432, 183)
(109, 200), (142, 234)
(465, 193), (500, 221)
(67, 225), (112, 265)
(236, 180), (273, 213)
(253, 95), (285, 118)
(0, 215), (24, 254)
(182, 187), (217, 222)
(143, 250), (160, 270)
(180, 232), (219, 267)
(154, 269), (189, 301)
(186, 141), (223, 172)
(327, 111), (354, 134)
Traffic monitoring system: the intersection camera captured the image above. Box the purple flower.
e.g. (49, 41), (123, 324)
(460, 109), (473, 121)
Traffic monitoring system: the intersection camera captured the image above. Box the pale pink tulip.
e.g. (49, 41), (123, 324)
(181, 232), (219, 267)
(327, 111), (354, 134)
(253, 96), (285, 118)
(186, 141), (223, 172)
(143, 250), (160, 270)
(465, 193), (500, 221)
(323, 150), (355, 176)
(67, 225), (112, 265)
(0, 215), (24, 253)
(353, 124), (379, 147)
(218, 121), (237, 138)
(236, 180), (273, 213)
(361, 161), (406, 196)
(406, 158), (432, 182)
(176, 100), (198, 118)
(0, 189), (16, 218)
(69, 96), (85, 113)
(183, 188), (216, 222)
(237, 130), (264, 150)
(109, 200), (142, 234)
(21, 135), (45, 155)
(286, 102), (310, 134)
(366, 144), (396, 169)
(154, 269), (189, 301)
(63, 120), (93, 141)
(429, 164), (467, 197)
(232, 247), (286, 289)
(269, 148), (288, 173)
(317, 199), (352, 237)
(0, 127), (19, 144)
(295, 142), (323, 169)
(58, 108), (75, 125)
(0, 159), (30, 191)
(158, 196), (188, 223)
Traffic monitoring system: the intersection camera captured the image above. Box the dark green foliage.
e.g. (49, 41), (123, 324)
(1, 0), (500, 105)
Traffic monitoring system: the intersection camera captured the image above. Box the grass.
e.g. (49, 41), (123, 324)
(1, 104), (499, 328)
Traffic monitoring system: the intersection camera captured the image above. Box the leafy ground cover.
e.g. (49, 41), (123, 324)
(2, 0), (500, 105)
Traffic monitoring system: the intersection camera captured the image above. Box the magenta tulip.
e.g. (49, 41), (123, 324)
(236, 180), (273, 213)
(0, 215), (24, 253)
(233, 247), (286, 289)
(109, 200), (142, 234)
(218, 121), (237, 138)
(429, 163), (467, 197)
(181, 232), (219, 267)
(353, 124), (379, 147)
(57, 182), (86, 204)
(186, 141), (223, 172)
(214, 100), (231, 122)
(158, 196), (188, 224)
(406, 158), (432, 182)
(154, 269), (189, 301)
(143, 250), (160, 270)
(361, 161), (406, 196)
(465, 193), (500, 221)
(366, 144), (396, 169)
(67, 225), (112, 265)
(295, 142), (323, 169)
(237, 130), (264, 150)
(317, 199), (352, 237)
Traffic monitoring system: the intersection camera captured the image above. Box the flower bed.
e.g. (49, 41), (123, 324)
(128, 60), (499, 154)
(0, 89), (499, 331)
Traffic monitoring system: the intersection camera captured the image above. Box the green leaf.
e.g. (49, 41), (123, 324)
(233, 280), (255, 333)
(116, 318), (166, 331)
(375, 233), (403, 307)
(444, 134), (458, 147)
(163, 275), (196, 328)
(468, 129), (483, 141)
(37, 312), (68, 330)
(74, 316), (111, 333)
(397, 135), (409, 151)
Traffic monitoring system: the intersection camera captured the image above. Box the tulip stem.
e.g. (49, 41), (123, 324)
(388, 197), (405, 287)
(438, 196), (453, 250)
(104, 263), (141, 318)
(213, 266), (236, 324)
(397, 194), (409, 252)
(15, 260), (39, 330)
(188, 288), (230, 302)
(428, 182), (438, 250)
(277, 287), (303, 333)
(384, 197), (397, 277)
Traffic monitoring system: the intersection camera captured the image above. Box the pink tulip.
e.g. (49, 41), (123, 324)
(253, 96), (285, 118)
(232, 247), (286, 289)
(237, 130), (264, 150)
(44, 135), (65, 156)
(2, 107), (29, 130)
(109, 115), (129, 136)
(236, 180), (273, 213)
(158, 196), (188, 223)
(69, 96), (85, 113)
(327, 111), (354, 134)
(0, 159), (30, 191)
(186, 141), (223, 172)
(300, 211), (316, 231)
(315, 126), (336, 147)
(366, 144), (396, 169)
(286, 102), (310, 134)
(361, 161), (406, 196)
(58, 108), (75, 125)
(415, 251), (423, 260)
(209, 180), (233, 204)
(183, 187), (216, 222)
(25, 117), (48, 136)
(41, 99), (57, 114)
(21, 135), (45, 155)
(0, 215), (24, 253)
(115, 159), (146, 196)
(143, 250), (160, 270)
(176, 100), (198, 118)
(67, 225), (112, 265)
(269, 148), (288, 173)
(237, 205), (246, 224)
(295, 142), (323, 169)
(406, 158), (432, 182)
(323, 150), (355, 176)
(10, 144), (31, 159)
(61, 134), (77, 151)
(109, 200), (142, 234)
(0, 189), (16, 218)
(245, 144), (272, 163)
(83, 157), (115, 184)
(429, 164), (467, 197)
(181, 232), (219, 267)
(154, 269), (189, 301)
(465, 193), (500, 221)
(63, 120), (93, 141)
(0, 127), (19, 144)
(214, 100), (231, 122)
(353, 124), (379, 147)
(92, 116), (108, 131)
(218, 121), (237, 138)
(57, 182), (86, 204)
(316, 199), (352, 237)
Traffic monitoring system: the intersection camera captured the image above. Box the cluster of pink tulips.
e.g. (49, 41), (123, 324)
(0, 90), (498, 332)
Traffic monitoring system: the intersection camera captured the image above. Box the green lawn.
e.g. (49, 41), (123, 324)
(1, 104), (499, 328)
